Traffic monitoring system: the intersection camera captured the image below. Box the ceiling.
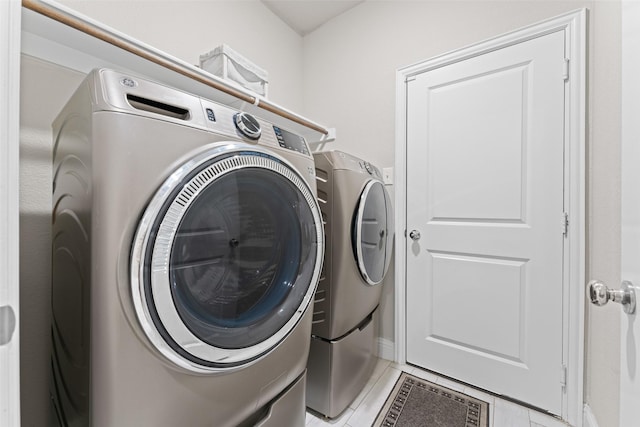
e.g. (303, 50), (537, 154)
(261, 0), (364, 36)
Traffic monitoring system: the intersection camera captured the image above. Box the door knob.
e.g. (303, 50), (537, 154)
(409, 230), (421, 241)
(588, 280), (636, 314)
(0, 305), (16, 346)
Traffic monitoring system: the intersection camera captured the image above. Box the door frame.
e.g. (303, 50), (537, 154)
(394, 9), (586, 426)
(0, 0), (22, 425)
(619, 3), (640, 427)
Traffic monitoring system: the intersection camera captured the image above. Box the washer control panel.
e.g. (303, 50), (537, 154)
(104, 70), (313, 159)
(199, 98), (310, 157)
(273, 126), (309, 156)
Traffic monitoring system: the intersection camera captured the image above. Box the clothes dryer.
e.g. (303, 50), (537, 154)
(50, 69), (324, 427)
(306, 151), (393, 418)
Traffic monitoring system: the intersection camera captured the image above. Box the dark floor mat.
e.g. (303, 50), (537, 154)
(373, 372), (489, 427)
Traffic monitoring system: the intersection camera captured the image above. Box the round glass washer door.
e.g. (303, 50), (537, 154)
(352, 180), (393, 285)
(130, 144), (323, 373)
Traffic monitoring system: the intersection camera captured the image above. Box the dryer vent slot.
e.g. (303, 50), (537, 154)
(126, 94), (190, 120)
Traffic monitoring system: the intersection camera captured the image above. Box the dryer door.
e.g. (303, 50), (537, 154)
(131, 144), (323, 373)
(353, 180), (393, 285)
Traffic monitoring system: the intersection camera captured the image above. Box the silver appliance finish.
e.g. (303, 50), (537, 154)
(307, 150), (393, 418)
(50, 68), (323, 426)
(311, 151), (393, 340)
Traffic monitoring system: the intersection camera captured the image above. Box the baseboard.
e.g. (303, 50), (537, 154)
(583, 404), (599, 427)
(377, 337), (394, 361)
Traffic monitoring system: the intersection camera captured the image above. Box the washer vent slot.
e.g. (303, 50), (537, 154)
(126, 94), (190, 120)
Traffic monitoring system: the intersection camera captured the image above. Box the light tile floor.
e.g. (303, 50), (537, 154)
(305, 358), (569, 427)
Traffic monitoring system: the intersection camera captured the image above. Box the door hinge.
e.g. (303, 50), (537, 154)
(563, 58), (570, 81)
(560, 365), (567, 388)
(563, 212), (569, 237)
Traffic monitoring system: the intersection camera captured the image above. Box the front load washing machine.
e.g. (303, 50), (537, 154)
(306, 150), (393, 418)
(50, 68), (324, 427)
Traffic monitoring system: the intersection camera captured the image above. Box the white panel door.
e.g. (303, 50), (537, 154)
(406, 30), (566, 414)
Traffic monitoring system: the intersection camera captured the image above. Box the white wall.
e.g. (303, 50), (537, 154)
(302, 1), (622, 426)
(19, 2), (305, 426)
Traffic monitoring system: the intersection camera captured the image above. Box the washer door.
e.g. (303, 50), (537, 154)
(352, 180), (393, 285)
(131, 144), (323, 373)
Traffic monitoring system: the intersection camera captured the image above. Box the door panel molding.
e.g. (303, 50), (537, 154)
(395, 9), (586, 426)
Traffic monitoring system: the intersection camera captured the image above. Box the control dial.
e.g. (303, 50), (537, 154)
(234, 112), (261, 140)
